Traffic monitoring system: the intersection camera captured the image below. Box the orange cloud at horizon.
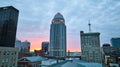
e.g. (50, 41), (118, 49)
(67, 47), (81, 52)
(17, 35), (81, 52)
(30, 37), (49, 51)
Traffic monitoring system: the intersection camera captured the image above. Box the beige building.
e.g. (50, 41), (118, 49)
(0, 47), (18, 67)
(80, 31), (102, 63)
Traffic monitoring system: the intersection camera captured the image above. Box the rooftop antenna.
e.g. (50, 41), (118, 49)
(88, 19), (91, 32)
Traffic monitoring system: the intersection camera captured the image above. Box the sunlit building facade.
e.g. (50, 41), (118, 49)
(50, 13), (66, 57)
(0, 6), (19, 47)
(80, 31), (102, 63)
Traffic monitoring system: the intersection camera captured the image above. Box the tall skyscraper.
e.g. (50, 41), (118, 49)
(50, 13), (66, 57)
(0, 6), (19, 47)
(111, 38), (120, 47)
(80, 31), (102, 63)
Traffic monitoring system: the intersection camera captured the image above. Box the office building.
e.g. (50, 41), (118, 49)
(50, 13), (66, 57)
(41, 42), (49, 52)
(15, 40), (21, 51)
(0, 47), (18, 67)
(15, 40), (30, 52)
(21, 41), (30, 52)
(111, 38), (120, 47)
(0, 6), (19, 47)
(102, 44), (111, 54)
(80, 31), (102, 63)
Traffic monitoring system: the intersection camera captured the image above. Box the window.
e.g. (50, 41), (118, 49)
(4, 51), (6, 55)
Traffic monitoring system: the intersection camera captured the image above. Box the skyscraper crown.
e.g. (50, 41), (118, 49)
(54, 12), (63, 19)
(52, 12), (65, 24)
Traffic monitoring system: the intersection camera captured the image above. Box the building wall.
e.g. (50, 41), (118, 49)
(18, 62), (41, 67)
(15, 40), (30, 52)
(21, 41), (30, 52)
(102, 44), (111, 54)
(15, 40), (21, 51)
(41, 42), (49, 52)
(0, 47), (18, 67)
(111, 38), (120, 47)
(0, 6), (19, 47)
(80, 32), (102, 63)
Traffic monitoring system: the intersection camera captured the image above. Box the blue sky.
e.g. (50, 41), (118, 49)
(0, 0), (120, 51)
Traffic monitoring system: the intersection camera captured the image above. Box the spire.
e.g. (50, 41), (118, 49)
(88, 19), (91, 32)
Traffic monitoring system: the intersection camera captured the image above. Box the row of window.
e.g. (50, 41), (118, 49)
(0, 63), (15, 67)
(1, 57), (16, 63)
(0, 51), (17, 55)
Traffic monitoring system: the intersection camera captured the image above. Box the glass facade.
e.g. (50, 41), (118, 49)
(50, 13), (66, 57)
(111, 38), (120, 47)
(0, 6), (19, 47)
(42, 42), (49, 52)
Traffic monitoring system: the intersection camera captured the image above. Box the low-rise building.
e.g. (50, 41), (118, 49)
(18, 56), (46, 67)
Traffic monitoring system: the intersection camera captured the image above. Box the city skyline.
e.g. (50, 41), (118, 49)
(0, 0), (120, 52)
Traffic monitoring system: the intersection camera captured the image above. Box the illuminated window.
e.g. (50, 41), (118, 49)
(60, 20), (64, 22)
(3, 7), (8, 10)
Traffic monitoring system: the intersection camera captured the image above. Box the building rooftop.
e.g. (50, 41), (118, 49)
(80, 31), (100, 36)
(18, 56), (46, 62)
(0, 6), (19, 12)
(111, 38), (120, 39)
(103, 44), (110, 47)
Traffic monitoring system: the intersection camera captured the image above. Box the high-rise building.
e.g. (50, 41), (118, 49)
(111, 38), (120, 47)
(15, 40), (21, 51)
(80, 31), (102, 63)
(41, 42), (49, 52)
(50, 13), (66, 57)
(15, 40), (30, 52)
(0, 6), (19, 47)
(21, 40), (30, 52)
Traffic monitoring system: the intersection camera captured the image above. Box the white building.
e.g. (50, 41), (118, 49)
(80, 31), (102, 63)
(21, 41), (30, 52)
(15, 40), (21, 51)
(15, 40), (30, 52)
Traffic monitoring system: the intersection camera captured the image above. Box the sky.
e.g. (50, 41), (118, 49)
(0, 0), (120, 52)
